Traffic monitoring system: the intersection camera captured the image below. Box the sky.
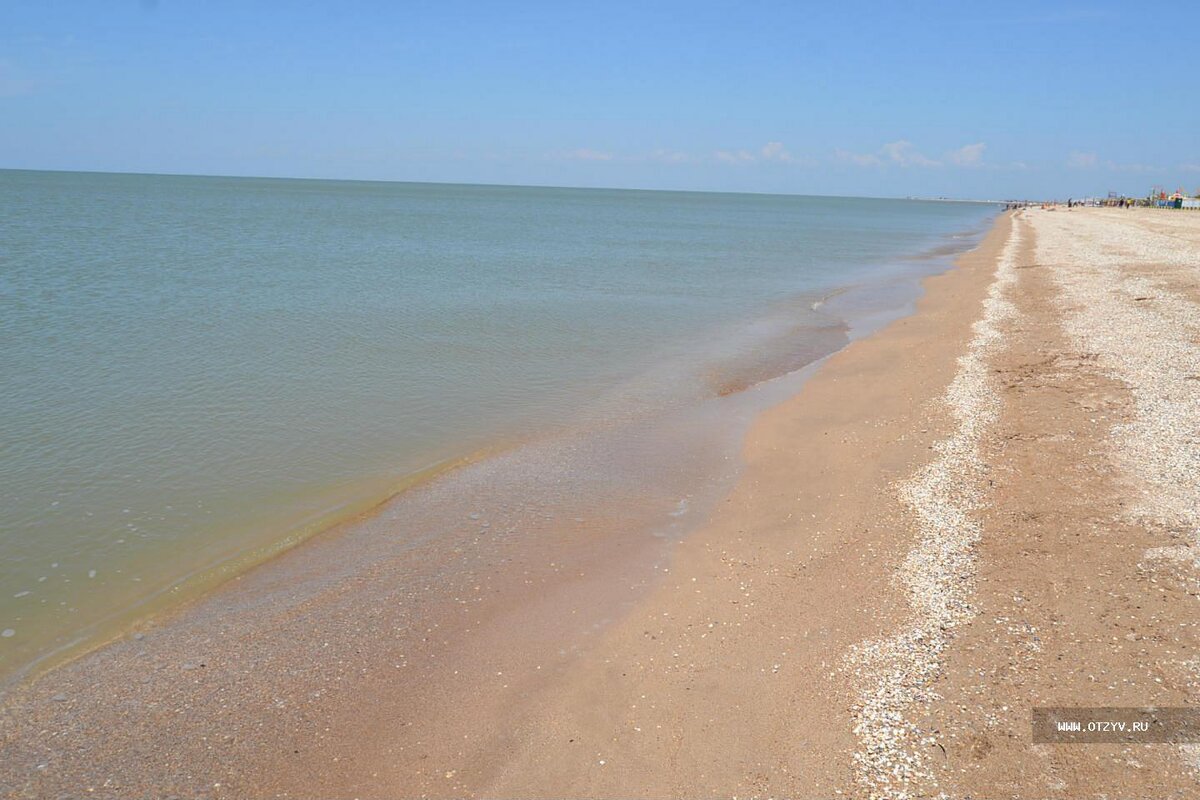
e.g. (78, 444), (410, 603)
(2, 1), (1198, 199)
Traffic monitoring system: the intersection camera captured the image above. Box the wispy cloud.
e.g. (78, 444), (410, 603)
(714, 148), (757, 165)
(551, 142), (808, 167)
(1067, 151), (1168, 173)
(947, 142), (986, 167)
(562, 148), (614, 162)
(649, 149), (691, 164)
(759, 141), (797, 163)
(1182, 163), (1200, 174)
(1104, 160), (1160, 174)
(880, 140), (940, 167)
(834, 148), (882, 167)
(837, 140), (952, 168)
(1067, 151), (1098, 169)
(712, 142), (801, 165)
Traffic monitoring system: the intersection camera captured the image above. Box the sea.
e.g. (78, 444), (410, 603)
(0, 169), (997, 682)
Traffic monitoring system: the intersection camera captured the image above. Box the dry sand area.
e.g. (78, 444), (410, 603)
(3, 207), (1200, 799)
(477, 208), (1200, 800)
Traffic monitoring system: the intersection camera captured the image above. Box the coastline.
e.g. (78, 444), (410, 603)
(10, 206), (1199, 797)
(1, 172), (997, 689)
(0, 211), (1002, 797)
(472, 211), (1017, 798)
(0, 447), (496, 688)
(458, 207), (1200, 799)
(461, 206), (1200, 800)
(0, 201), (992, 690)
(6, 7), (1195, 800)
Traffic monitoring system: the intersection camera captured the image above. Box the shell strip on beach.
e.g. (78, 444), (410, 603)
(1035, 210), (1200, 772)
(846, 215), (1022, 800)
(1037, 211), (1200, 540)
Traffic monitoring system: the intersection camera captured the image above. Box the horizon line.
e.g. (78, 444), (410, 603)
(0, 165), (1009, 204)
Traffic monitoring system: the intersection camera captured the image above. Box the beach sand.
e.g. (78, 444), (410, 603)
(3, 208), (1200, 798)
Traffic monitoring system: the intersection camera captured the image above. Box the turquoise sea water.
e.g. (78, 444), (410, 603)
(0, 170), (996, 679)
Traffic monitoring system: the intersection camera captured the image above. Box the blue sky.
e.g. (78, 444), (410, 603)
(2, 1), (1198, 198)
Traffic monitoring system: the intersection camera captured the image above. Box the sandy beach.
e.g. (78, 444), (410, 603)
(4, 207), (1200, 799)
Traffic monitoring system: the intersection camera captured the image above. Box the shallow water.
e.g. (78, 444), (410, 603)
(0, 170), (996, 680)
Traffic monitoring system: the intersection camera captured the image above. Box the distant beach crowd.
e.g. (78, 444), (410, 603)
(1005, 194), (1199, 211)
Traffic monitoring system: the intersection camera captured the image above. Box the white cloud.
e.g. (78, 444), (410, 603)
(714, 148), (757, 164)
(836, 140), (946, 168)
(947, 142), (986, 166)
(1104, 160), (1160, 174)
(880, 140), (940, 167)
(712, 142), (804, 166)
(759, 141), (796, 163)
(552, 142), (808, 167)
(649, 149), (691, 164)
(563, 148), (614, 162)
(834, 148), (882, 167)
(1065, 152), (1164, 173)
(1182, 163), (1200, 173)
(1067, 151), (1098, 169)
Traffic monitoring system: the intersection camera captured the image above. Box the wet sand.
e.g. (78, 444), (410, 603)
(4, 208), (1200, 799)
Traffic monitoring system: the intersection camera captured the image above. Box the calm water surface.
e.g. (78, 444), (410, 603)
(0, 170), (996, 679)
